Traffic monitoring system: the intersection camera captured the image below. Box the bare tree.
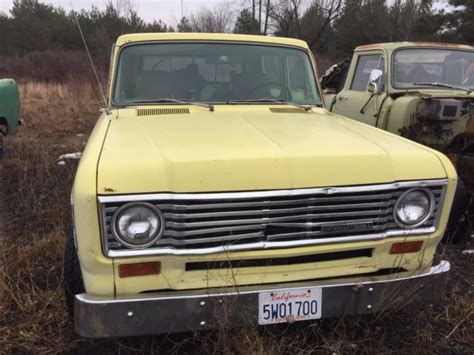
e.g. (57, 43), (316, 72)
(269, 0), (343, 50)
(269, 0), (304, 37)
(243, 0), (273, 35)
(189, 3), (235, 33)
(111, 0), (138, 19)
(263, 0), (271, 34)
(389, 0), (425, 41)
(301, 0), (343, 48)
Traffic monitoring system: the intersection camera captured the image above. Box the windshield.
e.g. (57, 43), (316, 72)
(113, 42), (321, 106)
(393, 48), (474, 90)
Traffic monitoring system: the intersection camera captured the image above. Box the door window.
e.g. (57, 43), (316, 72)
(351, 54), (385, 91)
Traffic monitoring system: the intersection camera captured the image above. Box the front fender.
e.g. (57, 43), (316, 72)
(385, 96), (420, 135)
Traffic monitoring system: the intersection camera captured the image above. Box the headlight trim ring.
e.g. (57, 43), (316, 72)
(111, 202), (165, 249)
(393, 187), (435, 229)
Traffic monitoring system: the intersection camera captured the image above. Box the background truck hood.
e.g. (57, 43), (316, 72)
(97, 109), (446, 194)
(397, 89), (474, 99)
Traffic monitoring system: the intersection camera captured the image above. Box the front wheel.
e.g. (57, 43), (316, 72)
(442, 180), (471, 244)
(63, 226), (84, 318)
(0, 134), (4, 159)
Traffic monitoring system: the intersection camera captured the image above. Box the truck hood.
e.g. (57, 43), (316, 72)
(396, 88), (474, 99)
(97, 108), (447, 194)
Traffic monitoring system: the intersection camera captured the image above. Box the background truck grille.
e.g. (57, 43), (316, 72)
(100, 180), (446, 256)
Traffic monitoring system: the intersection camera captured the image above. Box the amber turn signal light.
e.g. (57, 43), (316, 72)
(389, 241), (423, 254)
(118, 261), (161, 278)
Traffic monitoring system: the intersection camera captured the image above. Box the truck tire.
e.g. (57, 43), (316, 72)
(0, 134), (4, 159)
(442, 180), (471, 244)
(63, 226), (84, 318)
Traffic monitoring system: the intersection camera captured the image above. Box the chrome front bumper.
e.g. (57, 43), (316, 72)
(75, 261), (450, 338)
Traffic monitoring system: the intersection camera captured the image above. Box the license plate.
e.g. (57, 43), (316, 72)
(258, 288), (322, 325)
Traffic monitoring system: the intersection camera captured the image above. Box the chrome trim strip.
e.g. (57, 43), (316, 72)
(162, 217), (389, 238)
(163, 200), (392, 219)
(433, 183), (447, 230)
(165, 209), (389, 229)
(98, 179), (447, 203)
(163, 225), (264, 237)
(107, 227), (436, 257)
(76, 260), (450, 304)
(156, 193), (398, 210)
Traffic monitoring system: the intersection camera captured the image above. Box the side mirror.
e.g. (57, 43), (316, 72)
(367, 69), (383, 94)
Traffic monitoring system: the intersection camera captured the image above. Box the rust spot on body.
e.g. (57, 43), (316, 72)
(412, 42), (466, 48)
(104, 187), (116, 192)
(356, 43), (383, 50)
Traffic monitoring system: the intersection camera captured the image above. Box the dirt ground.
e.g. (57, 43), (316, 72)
(0, 82), (472, 353)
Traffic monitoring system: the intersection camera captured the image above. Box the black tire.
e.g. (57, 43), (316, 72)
(0, 134), (4, 159)
(442, 180), (472, 244)
(63, 226), (84, 318)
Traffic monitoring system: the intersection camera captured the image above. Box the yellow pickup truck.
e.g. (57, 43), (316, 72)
(65, 33), (456, 338)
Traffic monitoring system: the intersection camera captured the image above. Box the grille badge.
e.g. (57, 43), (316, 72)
(320, 222), (374, 234)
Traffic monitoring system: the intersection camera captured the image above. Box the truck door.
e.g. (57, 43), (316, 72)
(331, 52), (386, 126)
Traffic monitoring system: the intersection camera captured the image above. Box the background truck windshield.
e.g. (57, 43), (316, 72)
(393, 48), (474, 89)
(113, 42), (321, 105)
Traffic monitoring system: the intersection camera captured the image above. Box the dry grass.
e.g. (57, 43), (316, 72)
(0, 81), (473, 353)
(0, 50), (107, 83)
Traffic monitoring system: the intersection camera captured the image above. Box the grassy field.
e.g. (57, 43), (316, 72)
(0, 82), (473, 353)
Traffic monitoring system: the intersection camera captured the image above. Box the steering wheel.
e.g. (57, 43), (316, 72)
(245, 82), (291, 100)
(151, 57), (170, 71)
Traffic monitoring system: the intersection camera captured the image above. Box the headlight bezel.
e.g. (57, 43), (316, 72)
(110, 202), (165, 249)
(393, 188), (435, 229)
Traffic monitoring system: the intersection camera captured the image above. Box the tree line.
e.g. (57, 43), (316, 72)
(0, 0), (472, 60)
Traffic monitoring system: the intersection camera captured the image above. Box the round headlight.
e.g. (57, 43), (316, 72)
(112, 203), (164, 248)
(394, 188), (434, 228)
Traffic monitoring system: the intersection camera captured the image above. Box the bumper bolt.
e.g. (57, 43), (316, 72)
(368, 287), (374, 292)
(200, 321), (206, 326)
(367, 305), (372, 310)
(127, 311), (134, 318)
(200, 301), (206, 307)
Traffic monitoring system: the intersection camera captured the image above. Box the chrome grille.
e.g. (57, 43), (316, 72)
(99, 180), (447, 257)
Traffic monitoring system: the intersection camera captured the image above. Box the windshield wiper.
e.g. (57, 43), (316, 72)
(413, 82), (472, 94)
(228, 98), (315, 111)
(133, 98), (214, 111)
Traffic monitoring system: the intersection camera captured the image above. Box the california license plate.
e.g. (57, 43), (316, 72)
(258, 288), (322, 325)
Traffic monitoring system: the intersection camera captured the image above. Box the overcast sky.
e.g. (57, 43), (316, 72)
(0, 0), (453, 27)
(0, 0), (230, 26)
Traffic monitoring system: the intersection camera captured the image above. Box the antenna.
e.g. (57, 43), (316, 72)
(69, 1), (111, 115)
